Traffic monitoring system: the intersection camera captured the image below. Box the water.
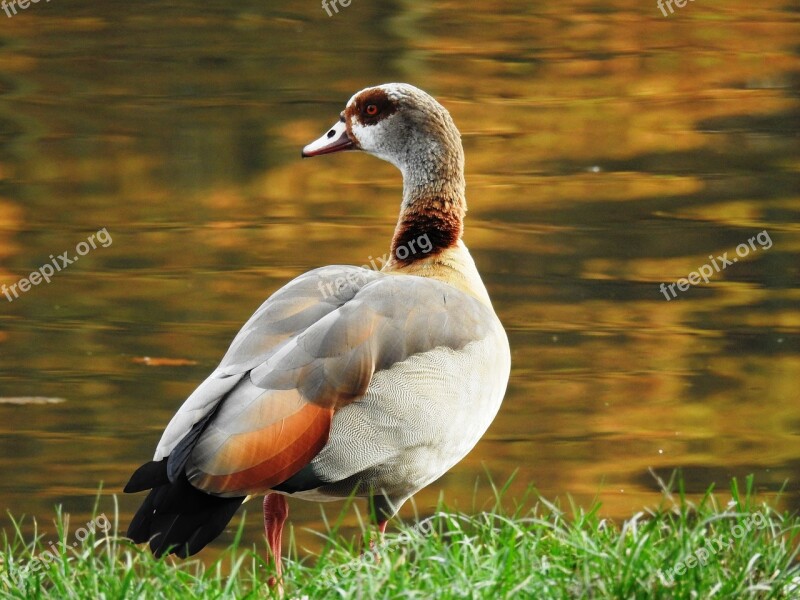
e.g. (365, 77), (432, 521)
(0, 0), (797, 557)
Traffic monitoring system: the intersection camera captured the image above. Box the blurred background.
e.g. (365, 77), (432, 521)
(0, 0), (798, 560)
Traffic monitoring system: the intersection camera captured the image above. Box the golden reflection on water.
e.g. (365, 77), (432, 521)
(0, 0), (798, 555)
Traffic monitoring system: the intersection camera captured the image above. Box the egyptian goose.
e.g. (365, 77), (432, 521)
(124, 83), (511, 584)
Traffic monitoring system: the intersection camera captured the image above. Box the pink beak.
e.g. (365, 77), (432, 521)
(302, 120), (355, 157)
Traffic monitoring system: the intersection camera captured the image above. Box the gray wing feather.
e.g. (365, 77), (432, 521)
(153, 264), (495, 483)
(247, 276), (492, 401)
(154, 266), (382, 460)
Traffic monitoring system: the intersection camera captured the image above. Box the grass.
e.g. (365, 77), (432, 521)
(0, 475), (798, 599)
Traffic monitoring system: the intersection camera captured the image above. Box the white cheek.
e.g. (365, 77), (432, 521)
(351, 120), (402, 169)
(351, 121), (381, 151)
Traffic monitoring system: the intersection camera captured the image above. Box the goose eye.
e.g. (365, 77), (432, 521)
(365, 104), (379, 116)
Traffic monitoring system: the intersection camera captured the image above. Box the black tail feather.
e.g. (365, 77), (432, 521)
(124, 459), (169, 493)
(125, 459), (245, 558)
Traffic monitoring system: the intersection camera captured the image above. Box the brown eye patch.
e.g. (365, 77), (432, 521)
(355, 88), (397, 126)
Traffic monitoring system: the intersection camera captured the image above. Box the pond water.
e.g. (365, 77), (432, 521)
(0, 0), (798, 558)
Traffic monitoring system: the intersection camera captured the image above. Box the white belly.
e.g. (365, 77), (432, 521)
(302, 325), (511, 505)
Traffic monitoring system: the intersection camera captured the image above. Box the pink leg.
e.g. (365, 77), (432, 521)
(263, 493), (289, 589)
(368, 519), (389, 554)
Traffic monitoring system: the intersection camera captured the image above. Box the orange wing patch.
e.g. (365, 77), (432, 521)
(189, 402), (333, 496)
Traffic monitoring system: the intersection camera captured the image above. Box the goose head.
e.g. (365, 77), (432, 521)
(302, 83), (465, 209)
